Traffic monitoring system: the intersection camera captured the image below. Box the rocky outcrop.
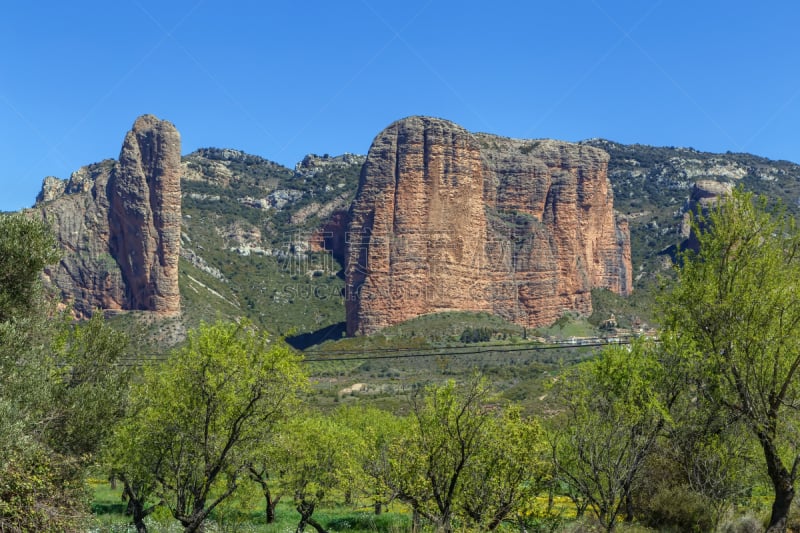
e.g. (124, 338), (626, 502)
(310, 210), (350, 264)
(680, 180), (733, 251)
(296, 153), (367, 177)
(35, 114), (181, 317)
(109, 115), (182, 313)
(345, 116), (632, 335)
(36, 176), (67, 203)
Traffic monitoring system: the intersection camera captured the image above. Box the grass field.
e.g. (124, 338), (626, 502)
(89, 478), (412, 532)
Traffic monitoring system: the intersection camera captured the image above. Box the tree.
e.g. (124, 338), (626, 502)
(387, 378), (493, 532)
(270, 413), (362, 533)
(332, 406), (403, 516)
(48, 313), (130, 459)
(662, 190), (800, 532)
(550, 341), (672, 531)
(0, 214), (61, 452)
(458, 405), (550, 531)
(105, 417), (164, 533)
(0, 214), (59, 322)
(384, 377), (546, 532)
(0, 214), (94, 532)
(633, 394), (758, 529)
(111, 320), (307, 533)
(245, 459), (283, 525)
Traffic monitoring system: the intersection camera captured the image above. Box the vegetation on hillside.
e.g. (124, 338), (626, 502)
(178, 149), (362, 337)
(11, 153), (800, 531)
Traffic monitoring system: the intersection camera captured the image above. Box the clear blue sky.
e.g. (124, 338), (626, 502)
(2, 1), (800, 211)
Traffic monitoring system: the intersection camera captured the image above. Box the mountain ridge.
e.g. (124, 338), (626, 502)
(27, 116), (800, 347)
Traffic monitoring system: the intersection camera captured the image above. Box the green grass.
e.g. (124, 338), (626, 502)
(89, 478), (412, 532)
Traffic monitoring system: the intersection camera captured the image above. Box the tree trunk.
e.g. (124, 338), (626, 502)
(130, 499), (148, 533)
(183, 518), (205, 533)
(306, 516), (329, 533)
(765, 475), (794, 533)
(438, 509), (453, 533)
(487, 514), (503, 531)
(487, 505), (513, 531)
(121, 478), (155, 533)
(374, 500), (382, 515)
(623, 491), (634, 522)
(296, 500), (328, 533)
(182, 504), (209, 533)
(412, 509), (421, 533)
(760, 433), (795, 533)
(265, 490), (280, 524)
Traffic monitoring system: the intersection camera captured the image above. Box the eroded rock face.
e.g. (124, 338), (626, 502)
(345, 116), (632, 335)
(109, 115), (181, 313)
(310, 210), (350, 265)
(680, 179), (733, 252)
(35, 115), (181, 317)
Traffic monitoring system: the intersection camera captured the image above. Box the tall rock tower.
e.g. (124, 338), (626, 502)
(109, 115), (182, 314)
(35, 114), (182, 317)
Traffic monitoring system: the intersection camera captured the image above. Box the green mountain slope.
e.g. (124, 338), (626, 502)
(172, 141), (800, 347)
(177, 149), (363, 336)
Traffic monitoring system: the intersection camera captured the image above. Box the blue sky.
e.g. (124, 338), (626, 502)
(2, 1), (800, 211)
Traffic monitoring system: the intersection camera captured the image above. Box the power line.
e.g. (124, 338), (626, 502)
(113, 336), (645, 366)
(302, 338), (640, 363)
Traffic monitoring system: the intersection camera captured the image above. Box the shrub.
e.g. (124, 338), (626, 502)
(459, 327), (492, 343)
(719, 514), (764, 533)
(639, 485), (715, 533)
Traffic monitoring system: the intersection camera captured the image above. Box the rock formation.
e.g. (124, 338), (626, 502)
(680, 179), (733, 252)
(35, 114), (181, 317)
(345, 116), (631, 335)
(109, 115), (182, 313)
(310, 210), (350, 264)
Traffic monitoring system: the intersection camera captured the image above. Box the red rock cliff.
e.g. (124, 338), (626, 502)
(345, 116), (631, 335)
(35, 114), (181, 317)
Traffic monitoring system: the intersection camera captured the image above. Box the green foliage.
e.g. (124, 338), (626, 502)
(639, 485), (716, 532)
(323, 511), (409, 532)
(551, 340), (671, 530)
(519, 141), (541, 155)
(332, 405), (404, 511)
(0, 215), (101, 530)
(459, 404), (550, 530)
(538, 313), (597, 338)
(458, 326), (493, 343)
(0, 446), (89, 532)
(385, 377), (548, 531)
(0, 213), (59, 321)
(662, 189), (800, 531)
(110, 320), (307, 532)
(268, 412), (362, 532)
(48, 313), (130, 459)
(178, 149), (363, 338)
(631, 398), (758, 528)
(588, 288), (654, 330)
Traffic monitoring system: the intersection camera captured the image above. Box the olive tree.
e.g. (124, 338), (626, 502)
(0, 214), (94, 532)
(0, 213), (59, 322)
(662, 190), (800, 532)
(48, 313), (131, 459)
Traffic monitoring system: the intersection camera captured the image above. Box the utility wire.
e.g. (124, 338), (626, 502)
(113, 336), (646, 366)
